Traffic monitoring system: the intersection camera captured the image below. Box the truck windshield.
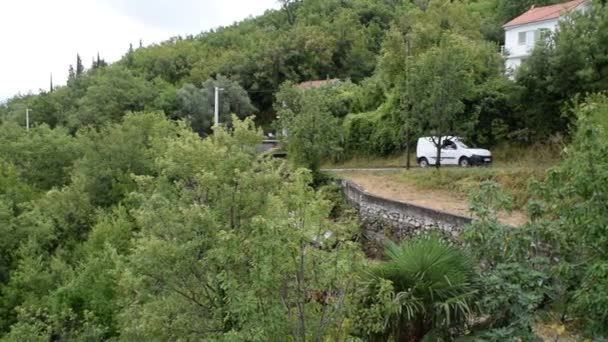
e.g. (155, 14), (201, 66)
(455, 140), (469, 149)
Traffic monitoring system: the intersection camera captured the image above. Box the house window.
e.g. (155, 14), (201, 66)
(518, 31), (527, 45)
(530, 28), (551, 45)
(539, 28), (551, 39)
(533, 30), (541, 43)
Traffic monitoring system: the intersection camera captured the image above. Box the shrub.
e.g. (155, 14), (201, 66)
(357, 236), (478, 341)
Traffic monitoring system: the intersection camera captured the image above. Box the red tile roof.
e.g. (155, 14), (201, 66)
(295, 79), (340, 91)
(504, 0), (586, 28)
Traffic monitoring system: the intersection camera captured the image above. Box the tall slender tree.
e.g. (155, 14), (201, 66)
(91, 53), (107, 69)
(76, 54), (85, 76)
(67, 65), (76, 83)
(377, 26), (418, 169)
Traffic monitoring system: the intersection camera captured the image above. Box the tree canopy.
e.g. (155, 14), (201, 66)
(2, 1), (608, 339)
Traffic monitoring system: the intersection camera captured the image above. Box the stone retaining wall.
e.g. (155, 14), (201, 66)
(341, 180), (472, 244)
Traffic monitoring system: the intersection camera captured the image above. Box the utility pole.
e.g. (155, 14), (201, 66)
(214, 86), (224, 127)
(26, 108), (30, 131)
(405, 39), (412, 170)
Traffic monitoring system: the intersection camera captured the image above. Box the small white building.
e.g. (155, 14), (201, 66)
(503, 0), (588, 73)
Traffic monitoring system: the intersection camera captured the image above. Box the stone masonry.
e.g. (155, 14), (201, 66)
(340, 179), (472, 245)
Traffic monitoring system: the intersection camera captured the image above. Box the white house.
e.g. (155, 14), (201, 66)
(503, 0), (588, 73)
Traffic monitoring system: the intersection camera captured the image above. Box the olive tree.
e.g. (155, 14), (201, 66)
(176, 75), (255, 136)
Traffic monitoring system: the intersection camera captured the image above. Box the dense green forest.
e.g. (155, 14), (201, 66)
(2, 0), (608, 340)
(4, 0), (605, 151)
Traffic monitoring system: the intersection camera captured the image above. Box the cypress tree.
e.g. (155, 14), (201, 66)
(76, 54), (85, 75)
(68, 65), (75, 82)
(125, 43), (135, 68)
(96, 52), (107, 68)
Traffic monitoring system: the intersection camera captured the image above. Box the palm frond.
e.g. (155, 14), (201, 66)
(370, 235), (479, 339)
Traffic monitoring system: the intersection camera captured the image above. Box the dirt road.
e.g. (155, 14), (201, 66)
(338, 171), (528, 226)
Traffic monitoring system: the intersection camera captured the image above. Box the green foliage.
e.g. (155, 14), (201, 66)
(73, 66), (157, 128)
(343, 98), (405, 157)
(72, 112), (180, 207)
(463, 181), (550, 339)
(516, 1), (608, 138)
(408, 35), (477, 167)
(534, 94), (608, 335)
(275, 82), (342, 172)
(0, 161), (36, 285)
(359, 236), (478, 341)
(114, 118), (363, 340)
(175, 74), (255, 136)
(462, 94), (608, 339)
(0, 113), (369, 341)
(4, 1), (608, 340)
(0, 123), (80, 190)
(377, 25), (409, 91)
(404, 0), (485, 52)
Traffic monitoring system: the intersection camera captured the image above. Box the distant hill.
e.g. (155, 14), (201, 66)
(0, 0), (568, 137)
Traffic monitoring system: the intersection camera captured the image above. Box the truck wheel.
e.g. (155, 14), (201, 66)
(419, 158), (429, 168)
(459, 157), (470, 167)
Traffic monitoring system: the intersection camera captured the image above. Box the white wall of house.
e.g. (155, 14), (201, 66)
(504, 19), (558, 70)
(503, 1), (588, 74)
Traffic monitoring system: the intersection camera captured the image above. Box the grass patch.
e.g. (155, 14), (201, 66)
(490, 143), (562, 168)
(322, 153), (414, 169)
(327, 144), (561, 210)
(389, 166), (546, 210)
(324, 141), (563, 170)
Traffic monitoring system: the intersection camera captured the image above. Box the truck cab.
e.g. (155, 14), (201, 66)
(416, 136), (492, 167)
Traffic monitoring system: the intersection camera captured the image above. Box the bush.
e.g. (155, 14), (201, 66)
(463, 95), (608, 338)
(357, 235), (478, 341)
(343, 100), (404, 157)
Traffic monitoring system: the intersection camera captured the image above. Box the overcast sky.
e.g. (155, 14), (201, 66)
(0, 0), (279, 101)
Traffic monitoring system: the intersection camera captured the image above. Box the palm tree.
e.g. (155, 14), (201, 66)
(370, 236), (478, 341)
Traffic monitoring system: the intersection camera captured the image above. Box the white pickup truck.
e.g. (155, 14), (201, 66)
(416, 136), (492, 167)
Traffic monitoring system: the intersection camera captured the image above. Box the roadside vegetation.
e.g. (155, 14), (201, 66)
(1, 98), (607, 340)
(323, 142), (562, 169)
(393, 167), (542, 210)
(326, 143), (561, 216)
(1, 0), (608, 340)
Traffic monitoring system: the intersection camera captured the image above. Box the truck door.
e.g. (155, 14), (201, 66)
(441, 139), (458, 165)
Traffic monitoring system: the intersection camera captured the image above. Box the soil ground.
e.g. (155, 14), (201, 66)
(337, 170), (528, 226)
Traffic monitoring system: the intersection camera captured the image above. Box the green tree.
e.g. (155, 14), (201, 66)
(0, 123), (81, 190)
(515, 1), (608, 138)
(377, 25), (420, 168)
(175, 75), (255, 136)
(408, 36), (476, 168)
(72, 111), (180, 207)
(0, 161), (36, 285)
(90, 52), (107, 70)
(67, 65), (76, 83)
(275, 82), (342, 174)
(76, 54), (85, 76)
(463, 95), (608, 337)
(73, 66), (157, 128)
(117, 118), (362, 340)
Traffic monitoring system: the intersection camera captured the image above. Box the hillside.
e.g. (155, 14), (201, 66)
(0, 0), (572, 135)
(1, 1), (608, 340)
